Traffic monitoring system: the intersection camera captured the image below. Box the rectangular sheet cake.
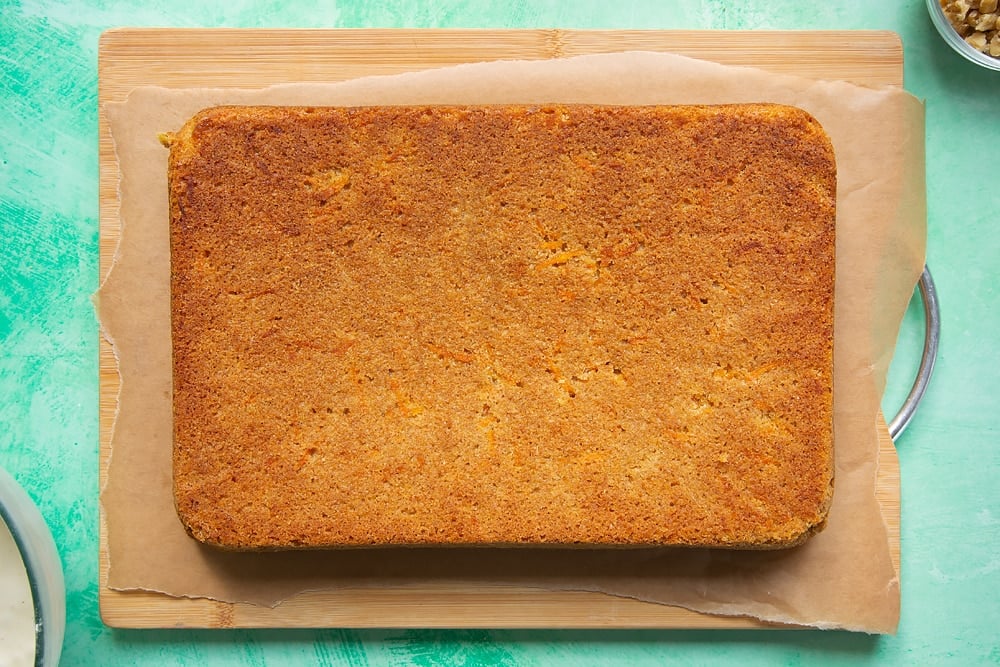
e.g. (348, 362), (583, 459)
(164, 104), (836, 550)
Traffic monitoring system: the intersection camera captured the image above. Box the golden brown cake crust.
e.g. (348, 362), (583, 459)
(166, 104), (836, 550)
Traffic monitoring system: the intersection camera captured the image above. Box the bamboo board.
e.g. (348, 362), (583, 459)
(98, 28), (902, 629)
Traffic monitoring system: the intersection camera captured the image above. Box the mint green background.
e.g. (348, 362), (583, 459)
(1, 1), (997, 665)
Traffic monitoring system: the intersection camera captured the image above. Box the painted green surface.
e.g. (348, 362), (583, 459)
(1, 0), (997, 664)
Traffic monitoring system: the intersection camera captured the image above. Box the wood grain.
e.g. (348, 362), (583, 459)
(98, 28), (902, 629)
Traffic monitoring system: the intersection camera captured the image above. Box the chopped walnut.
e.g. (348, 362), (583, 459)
(941, 0), (1000, 57)
(967, 30), (989, 50)
(975, 12), (998, 30)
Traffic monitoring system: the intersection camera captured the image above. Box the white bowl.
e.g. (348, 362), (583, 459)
(927, 0), (1000, 71)
(0, 467), (65, 667)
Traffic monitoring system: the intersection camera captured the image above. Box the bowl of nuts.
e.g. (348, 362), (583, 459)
(929, 0), (1000, 70)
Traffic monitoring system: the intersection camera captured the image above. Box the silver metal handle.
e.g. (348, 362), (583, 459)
(887, 265), (940, 440)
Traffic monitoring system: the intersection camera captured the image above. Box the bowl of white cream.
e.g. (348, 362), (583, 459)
(0, 466), (64, 667)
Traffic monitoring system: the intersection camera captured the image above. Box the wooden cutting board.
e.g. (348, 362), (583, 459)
(98, 28), (902, 629)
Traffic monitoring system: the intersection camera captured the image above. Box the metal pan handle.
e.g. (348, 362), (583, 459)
(887, 265), (940, 440)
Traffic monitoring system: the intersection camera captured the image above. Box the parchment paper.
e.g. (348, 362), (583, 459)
(99, 51), (925, 634)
